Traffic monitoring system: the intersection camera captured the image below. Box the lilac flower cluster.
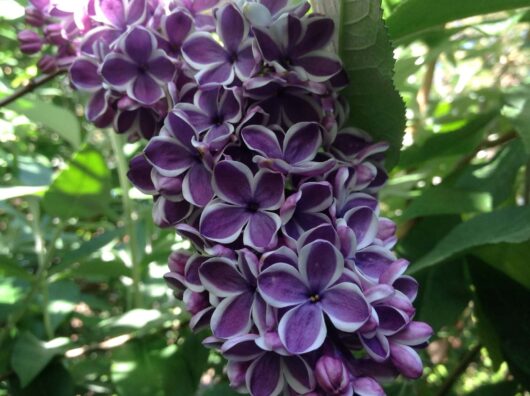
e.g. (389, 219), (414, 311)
(20, 1), (432, 394)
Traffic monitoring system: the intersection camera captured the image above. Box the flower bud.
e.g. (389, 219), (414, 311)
(25, 7), (45, 27)
(315, 356), (353, 396)
(37, 54), (58, 74)
(44, 23), (66, 45)
(18, 30), (43, 54)
(168, 251), (190, 275)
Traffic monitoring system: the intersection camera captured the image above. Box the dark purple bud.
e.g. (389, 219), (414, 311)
(18, 30), (43, 54)
(315, 356), (353, 395)
(25, 7), (45, 27)
(44, 23), (66, 45)
(184, 291), (210, 315)
(37, 55), (58, 74)
(168, 251), (190, 275)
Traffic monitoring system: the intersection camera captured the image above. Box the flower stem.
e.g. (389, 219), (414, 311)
(0, 69), (66, 108)
(109, 132), (143, 308)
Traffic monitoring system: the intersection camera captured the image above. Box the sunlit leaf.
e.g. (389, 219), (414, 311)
(42, 145), (111, 220)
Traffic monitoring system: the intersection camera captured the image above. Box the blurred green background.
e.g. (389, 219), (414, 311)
(1, 0), (530, 395)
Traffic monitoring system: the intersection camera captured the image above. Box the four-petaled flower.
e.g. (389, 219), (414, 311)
(200, 160), (284, 250)
(258, 239), (370, 354)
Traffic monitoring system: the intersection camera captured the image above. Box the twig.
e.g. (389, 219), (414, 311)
(435, 344), (482, 396)
(0, 69), (66, 108)
(417, 57), (437, 114)
(109, 133), (143, 308)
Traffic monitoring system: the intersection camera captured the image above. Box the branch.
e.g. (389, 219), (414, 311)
(0, 69), (66, 108)
(435, 344), (482, 396)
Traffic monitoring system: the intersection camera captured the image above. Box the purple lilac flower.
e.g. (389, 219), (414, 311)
(101, 26), (175, 105)
(182, 3), (256, 86)
(19, 1), (433, 394)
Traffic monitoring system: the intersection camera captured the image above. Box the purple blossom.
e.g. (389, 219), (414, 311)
(182, 3), (256, 86)
(101, 26), (175, 105)
(258, 240), (370, 354)
(200, 160), (284, 250)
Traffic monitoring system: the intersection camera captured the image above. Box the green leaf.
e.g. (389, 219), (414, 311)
(42, 145), (111, 220)
(0, 256), (33, 281)
(464, 381), (518, 396)
(110, 333), (208, 396)
(48, 281), (81, 331)
(454, 140), (528, 205)
(202, 383), (240, 396)
(469, 260), (530, 388)
(410, 206), (530, 273)
(7, 99), (81, 148)
(11, 332), (70, 387)
(59, 228), (124, 267)
(473, 241), (530, 289)
(399, 111), (497, 168)
(338, 0), (406, 168)
(387, 0), (530, 41)
(8, 361), (74, 396)
(402, 187), (492, 220)
(502, 88), (530, 154)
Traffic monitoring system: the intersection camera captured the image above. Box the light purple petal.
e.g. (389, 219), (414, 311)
(182, 32), (227, 67)
(211, 292), (254, 338)
(86, 90), (110, 122)
(242, 125), (282, 159)
(246, 353), (284, 396)
(298, 240), (343, 292)
(222, 334), (263, 362)
(294, 52), (342, 82)
(390, 343), (423, 379)
(199, 257), (248, 297)
(353, 377), (385, 396)
(278, 302), (326, 354)
(184, 254), (206, 292)
(321, 282), (370, 332)
(126, 0), (147, 24)
(392, 321), (433, 346)
(200, 202), (250, 243)
(96, 0), (125, 28)
(235, 42), (256, 80)
(144, 136), (194, 177)
(283, 122), (322, 165)
(258, 263), (308, 308)
(101, 54), (137, 87)
(244, 211), (280, 250)
(213, 160), (253, 205)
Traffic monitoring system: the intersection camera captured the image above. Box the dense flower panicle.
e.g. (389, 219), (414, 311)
(20, 1), (432, 395)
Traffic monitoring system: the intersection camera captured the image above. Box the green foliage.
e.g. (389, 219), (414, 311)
(339, 0), (406, 168)
(1, 0), (530, 395)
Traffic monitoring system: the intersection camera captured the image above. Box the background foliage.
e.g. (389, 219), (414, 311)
(1, 0), (530, 394)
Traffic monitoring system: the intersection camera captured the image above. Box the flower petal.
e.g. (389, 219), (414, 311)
(298, 240), (343, 293)
(144, 136), (194, 177)
(184, 254), (207, 292)
(182, 32), (227, 67)
(213, 160), (253, 205)
(392, 321), (433, 346)
(163, 9), (193, 48)
(211, 292), (254, 338)
(217, 3), (247, 53)
(360, 333), (390, 363)
(246, 353), (284, 396)
(321, 282), (370, 332)
(131, 73), (164, 105)
(282, 356), (316, 394)
(70, 58), (101, 91)
(344, 207), (379, 250)
(279, 302), (326, 354)
(101, 53), (137, 87)
(199, 257), (248, 297)
(244, 211), (280, 250)
(183, 163), (214, 207)
(253, 170), (284, 210)
(252, 26), (282, 62)
(294, 52), (342, 82)
(123, 27), (155, 64)
(258, 263), (308, 308)
(242, 125), (283, 159)
(390, 343), (423, 379)
(200, 202), (250, 243)
(196, 62), (235, 86)
(283, 122), (322, 165)
(147, 52), (175, 82)
(222, 334), (263, 362)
